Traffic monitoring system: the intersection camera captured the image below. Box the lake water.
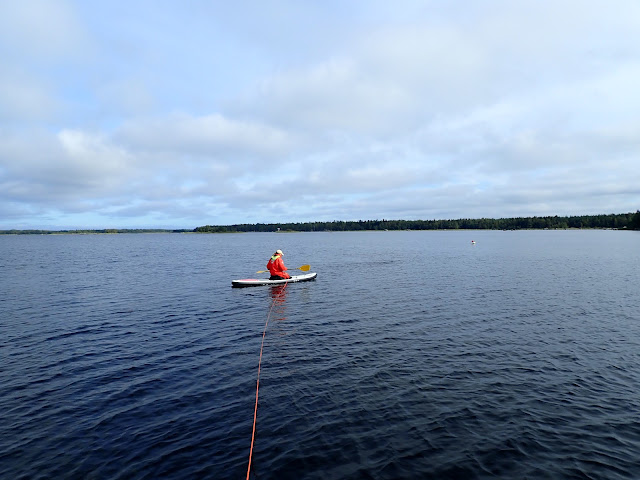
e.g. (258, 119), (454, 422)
(2, 230), (640, 479)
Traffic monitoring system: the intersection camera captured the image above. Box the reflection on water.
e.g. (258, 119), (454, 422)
(269, 284), (288, 322)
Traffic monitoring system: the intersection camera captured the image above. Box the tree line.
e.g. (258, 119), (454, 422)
(3, 211), (638, 235)
(194, 211), (640, 233)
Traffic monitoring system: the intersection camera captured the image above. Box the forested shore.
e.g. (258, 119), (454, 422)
(2, 211), (639, 235)
(197, 211), (640, 233)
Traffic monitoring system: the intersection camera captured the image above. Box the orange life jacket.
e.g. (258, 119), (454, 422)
(267, 254), (290, 278)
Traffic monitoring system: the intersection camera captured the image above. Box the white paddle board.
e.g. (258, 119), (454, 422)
(231, 272), (317, 288)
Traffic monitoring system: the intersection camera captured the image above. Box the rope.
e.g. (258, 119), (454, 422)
(246, 281), (288, 479)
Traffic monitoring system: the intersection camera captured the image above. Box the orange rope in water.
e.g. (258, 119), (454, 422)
(246, 281), (288, 479)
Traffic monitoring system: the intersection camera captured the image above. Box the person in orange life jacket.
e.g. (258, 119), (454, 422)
(267, 249), (290, 280)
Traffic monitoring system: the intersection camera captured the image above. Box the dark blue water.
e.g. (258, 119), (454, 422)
(2, 230), (640, 479)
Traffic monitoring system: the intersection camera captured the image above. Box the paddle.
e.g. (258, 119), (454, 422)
(256, 264), (310, 274)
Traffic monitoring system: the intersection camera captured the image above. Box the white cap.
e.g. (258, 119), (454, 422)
(276, 249), (283, 255)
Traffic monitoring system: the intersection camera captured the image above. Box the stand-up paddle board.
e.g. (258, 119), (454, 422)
(232, 272), (317, 288)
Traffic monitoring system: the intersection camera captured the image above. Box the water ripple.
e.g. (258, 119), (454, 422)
(2, 231), (640, 479)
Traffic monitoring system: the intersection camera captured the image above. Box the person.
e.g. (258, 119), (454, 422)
(267, 249), (290, 280)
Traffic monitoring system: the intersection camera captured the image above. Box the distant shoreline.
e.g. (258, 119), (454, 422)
(0, 229), (193, 235)
(3, 211), (639, 234)
(0, 228), (633, 235)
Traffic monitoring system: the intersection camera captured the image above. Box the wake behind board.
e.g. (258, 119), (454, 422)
(232, 272), (317, 288)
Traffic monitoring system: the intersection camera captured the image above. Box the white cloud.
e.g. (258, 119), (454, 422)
(0, 0), (86, 59)
(1, 1), (639, 228)
(0, 68), (59, 122)
(116, 113), (295, 159)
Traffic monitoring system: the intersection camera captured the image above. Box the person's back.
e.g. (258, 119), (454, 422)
(267, 250), (290, 279)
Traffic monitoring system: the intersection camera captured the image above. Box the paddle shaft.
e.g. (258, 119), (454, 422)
(256, 264), (310, 274)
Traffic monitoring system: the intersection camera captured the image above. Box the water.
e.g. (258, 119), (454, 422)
(1, 230), (640, 479)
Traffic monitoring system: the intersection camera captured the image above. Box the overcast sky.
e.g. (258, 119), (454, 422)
(1, 1), (639, 229)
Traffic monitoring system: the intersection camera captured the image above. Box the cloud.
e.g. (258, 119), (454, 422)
(0, 68), (59, 122)
(0, 1), (85, 59)
(1, 1), (639, 228)
(0, 129), (127, 205)
(116, 113), (295, 158)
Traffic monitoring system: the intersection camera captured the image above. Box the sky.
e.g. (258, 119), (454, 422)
(1, 0), (639, 229)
